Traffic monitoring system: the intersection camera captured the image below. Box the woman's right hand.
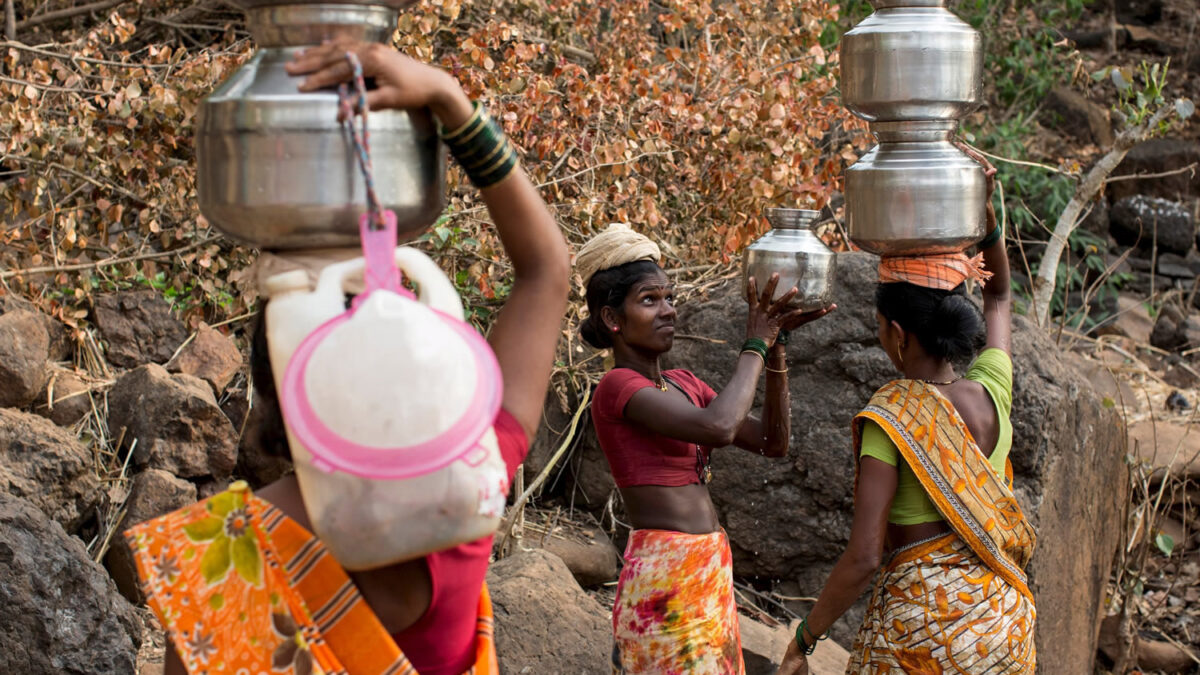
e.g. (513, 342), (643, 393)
(286, 41), (472, 127)
(745, 274), (799, 347)
(775, 640), (810, 675)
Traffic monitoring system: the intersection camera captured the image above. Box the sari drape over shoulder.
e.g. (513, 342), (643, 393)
(847, 380), (1038, 674)
(124, 483), (498, 675)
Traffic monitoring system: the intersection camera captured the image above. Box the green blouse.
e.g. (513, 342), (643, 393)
(859, 348), (1013, 525)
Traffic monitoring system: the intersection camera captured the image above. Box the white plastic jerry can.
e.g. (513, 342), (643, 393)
(264, 238), (507, 571)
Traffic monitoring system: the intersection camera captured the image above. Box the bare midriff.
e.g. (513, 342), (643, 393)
(620, 484), (722, 534)
(887, 519), (953, 550)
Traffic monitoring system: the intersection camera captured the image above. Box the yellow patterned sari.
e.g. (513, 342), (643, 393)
(847, 380), (1037, 674)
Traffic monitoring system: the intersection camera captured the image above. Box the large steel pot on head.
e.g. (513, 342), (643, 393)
(845, 121), (986, 256)
(742, 208), (837, 312)
(840, 0), (982, 121)
(196, 3), (446, 249)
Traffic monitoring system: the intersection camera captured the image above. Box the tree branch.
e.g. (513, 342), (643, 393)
(5, 0), (16, 40)
(1031, 103), (1180, 327)
(14, 0), (128, 30)
(0, 237), (219, 280)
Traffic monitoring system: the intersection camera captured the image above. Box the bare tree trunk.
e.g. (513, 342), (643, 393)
(4, 0), (15, 41)
(1031, 103), (1180, 326)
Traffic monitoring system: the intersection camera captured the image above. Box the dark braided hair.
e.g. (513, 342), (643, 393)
(876, 282), (985, 362)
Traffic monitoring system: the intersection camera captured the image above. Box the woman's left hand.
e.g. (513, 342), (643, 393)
(779, 304), (836, 333)
(775, 640), (810, 675)
(955, 141), (997, 200)
(285, 41), (468, 124)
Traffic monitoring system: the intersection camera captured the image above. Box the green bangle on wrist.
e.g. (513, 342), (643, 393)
(978, 222), (1003, 249)
(794, 617), (827, 656)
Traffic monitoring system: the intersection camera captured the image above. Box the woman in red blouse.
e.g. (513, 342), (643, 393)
(576, 224), (833, 674)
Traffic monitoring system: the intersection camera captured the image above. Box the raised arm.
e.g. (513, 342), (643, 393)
(288, 43), (570, 440)
(959, 143), (1010, 356)
(625, 278), (829, 450)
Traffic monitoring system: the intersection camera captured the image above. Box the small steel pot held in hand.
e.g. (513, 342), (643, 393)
(743, 208), (837, 313)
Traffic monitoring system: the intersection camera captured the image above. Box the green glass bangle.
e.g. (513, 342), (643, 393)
(795, 619), (816, 655)
(742, 337), (768, 357)
(978, 223), (1003, 249)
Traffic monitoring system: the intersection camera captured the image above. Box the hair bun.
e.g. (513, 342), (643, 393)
(580, 313), (612, 350)
(932, 293), (985, 361)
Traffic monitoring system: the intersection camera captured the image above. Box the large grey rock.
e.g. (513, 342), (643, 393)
(0, 407), (101, 532)
(488, 549), (611, 674)
(739, 616), (849, 675)
(0, 492), (142, 674)
(1110, 195), (1196, 256)
(540, 523), (620, 587)
(105, 469), (198, 603)
(93, 290), (187, 368)
(661, 252), (1127, 675)
(108, 363), (238, 478)
(1107, 140), (1200, 203)
(0, 309), (51, 408)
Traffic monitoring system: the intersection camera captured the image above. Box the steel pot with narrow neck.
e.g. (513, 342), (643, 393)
(840, 1), (982, 121)
(742, 208), (837, 312)
(196, 3), (447, 250)
(845, 120), (986, 256)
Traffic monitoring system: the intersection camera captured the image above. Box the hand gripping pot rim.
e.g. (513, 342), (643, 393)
(276, 211), (504, 481)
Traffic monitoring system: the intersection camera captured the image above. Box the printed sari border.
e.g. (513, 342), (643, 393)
(857, 398), (1034, 602)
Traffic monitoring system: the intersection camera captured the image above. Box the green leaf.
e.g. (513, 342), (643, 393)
(183, 517), (224, 542)
(1155, 532), (1175, 556)
(231, 534), (262, 586)
(200, 537), (232, 585)
(1102, 397), (1116, 409)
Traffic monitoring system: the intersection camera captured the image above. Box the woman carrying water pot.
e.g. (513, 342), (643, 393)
(576, 224), (834, 674)
(775, 147), (1037, 675)
(127, 42), (570, 675)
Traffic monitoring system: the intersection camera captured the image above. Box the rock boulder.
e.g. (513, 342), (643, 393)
(0, 309), (51, 408)
(1043, 86), (1113, 147)
(167, 322), (242, 395)
(487, 549), (611, 674)
(1110, 195), (1197, 256)
(1107, 140), (1200, 203)
(93, 290), (187, 368)
(104, 469), (198, 603)
(32, 368), (93, 427)
(108, 364), (238, 478)
(0, 407), (101, 532)
(0, 492), (142, 674)
(662, 252), (1127, 674)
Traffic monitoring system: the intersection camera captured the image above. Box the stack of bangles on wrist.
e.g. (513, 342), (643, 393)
(741, 338), (768, 365)
(438, 101), (519, 189)
(977, 221), (1003, 249)
(795, 617), (828, 655)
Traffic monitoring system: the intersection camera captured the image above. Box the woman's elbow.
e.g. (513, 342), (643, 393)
(845, 549), (882, 579)
(699, 421), (739, 447)
(763, 437), (789, 458)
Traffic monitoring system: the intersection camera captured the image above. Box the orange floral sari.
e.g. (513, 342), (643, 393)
(611, 529), (744, 675)
(847, 380), (1037, 674)
(125, 481), (498, 675)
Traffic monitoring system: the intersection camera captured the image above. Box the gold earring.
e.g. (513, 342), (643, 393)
(895, 344), (904, 368)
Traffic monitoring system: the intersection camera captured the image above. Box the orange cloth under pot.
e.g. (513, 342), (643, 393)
(878, 252), (993, 291)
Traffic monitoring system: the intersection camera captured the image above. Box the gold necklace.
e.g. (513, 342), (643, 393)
(654, 376), (668, 392)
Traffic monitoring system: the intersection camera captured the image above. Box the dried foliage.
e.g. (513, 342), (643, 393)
(1, 0), (864, 333)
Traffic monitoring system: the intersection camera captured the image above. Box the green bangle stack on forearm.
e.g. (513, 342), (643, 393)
(438, 101), (519, 189)
(741, 337), (769, 364)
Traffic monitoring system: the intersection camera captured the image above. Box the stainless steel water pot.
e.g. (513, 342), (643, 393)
(742, 209), (837, 312)
(845, 121), (986, 256)
(840, 1), (982, 121)
(196, 3), (447, 249)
